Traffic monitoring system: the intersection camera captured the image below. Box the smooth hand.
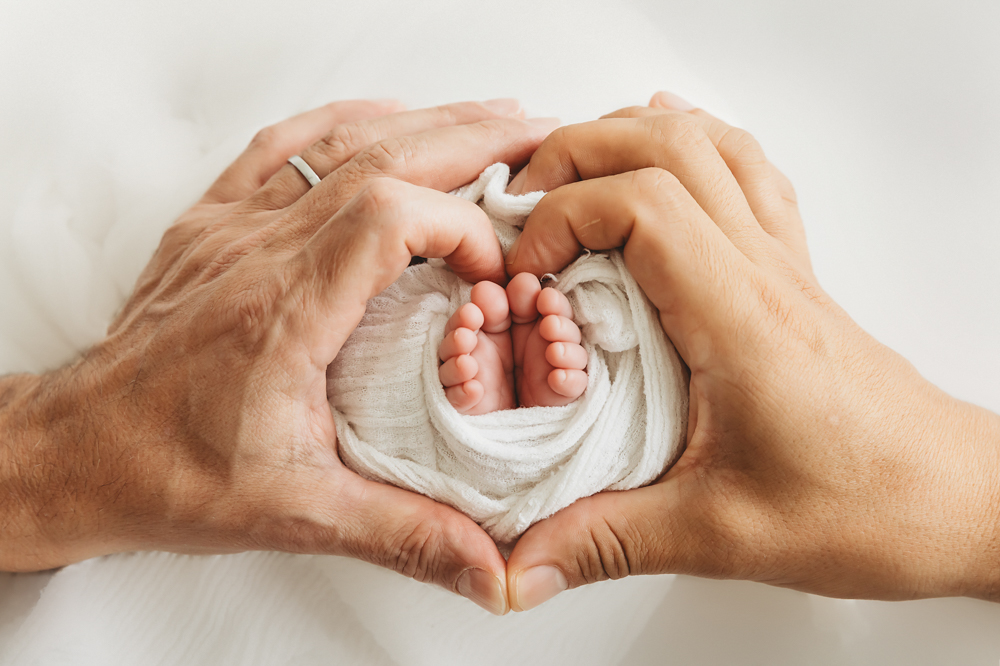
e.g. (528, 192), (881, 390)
(504, 93), (1000, 610)
(0, 98), (557, 615)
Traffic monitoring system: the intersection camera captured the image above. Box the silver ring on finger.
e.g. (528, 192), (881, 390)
(287, 154), (322, 187)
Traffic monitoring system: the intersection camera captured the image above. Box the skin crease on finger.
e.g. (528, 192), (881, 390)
(502, 93), (1000, 612)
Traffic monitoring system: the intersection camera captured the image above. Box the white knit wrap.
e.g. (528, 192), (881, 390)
(329, 163), (688, 544)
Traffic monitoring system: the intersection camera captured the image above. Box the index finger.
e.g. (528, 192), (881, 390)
(291, 180), (507, 363)
(505, 117), (765, 249)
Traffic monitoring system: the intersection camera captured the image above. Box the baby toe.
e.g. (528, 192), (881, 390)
(438, 327), (479, 361)
(445, 302), (485, 335)
(538, 314), (582, 344)
(445, 380), (485, 413)
(470, 280), (511, 334)
(507, 272), (542, 324)
(547, 369), (588, 399)
(536, 286), (573, 319)
(544, 341), (588, 370)
(439, 354), (478, 387)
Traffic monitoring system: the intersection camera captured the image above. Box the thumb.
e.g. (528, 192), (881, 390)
(505, 478), (717, 612)
(293, 468), (511, 615)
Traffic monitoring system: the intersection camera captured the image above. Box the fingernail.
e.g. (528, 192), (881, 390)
(512, 565), (567, 612)
(507, 169), (528, 195)
(483, 98), (522, 116)
(457, 568), (508, 616)
(506, 237), (522, 266)
(652, 90), (694, 111)
(527, 117), (561, 131)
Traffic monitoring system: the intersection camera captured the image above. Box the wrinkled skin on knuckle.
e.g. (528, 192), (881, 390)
(159, 218), (204, 254)
(625, 168), (679, 233)
(560, 498), (645, 585)
(353, 136), (417, 178)
(381, 510), (466, 588)
(318, 123), (372, 166)
(646, 113), (706, 154)
(531, 125), (579, 183)
(335, 178), (416, 293)
(771, 165), (800, 207)
(624, 168), (692, 266)
(470, 117), (511, 140)
(630, 166), (679, 203)
(352, 180), (410, 251)
(434, 104), (460, 127)
(354, 177), (406, 220)
(716, 126), (767, 169)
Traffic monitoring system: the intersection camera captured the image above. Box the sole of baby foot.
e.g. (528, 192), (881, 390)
(438, 281), (516, 415)
(507, 273), (588, 408)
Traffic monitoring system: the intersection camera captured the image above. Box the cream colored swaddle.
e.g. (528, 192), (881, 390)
(329, 163), (688, 544)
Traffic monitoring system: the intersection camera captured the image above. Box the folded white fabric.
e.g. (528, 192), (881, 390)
(330, 163), (688, 544)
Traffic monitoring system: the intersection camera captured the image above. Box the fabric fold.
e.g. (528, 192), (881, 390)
(330, 163), (688, 544)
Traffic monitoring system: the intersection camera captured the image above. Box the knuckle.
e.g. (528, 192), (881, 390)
(771, 165), (799, 205)
(527, 124), (575, 182)
(159, 218), (202, 251)
(461, 117), (514, 147)
(628, 168), (687, 226)
(544, 124), (571, 149)
(386, 512), (455, 585)
(571, 501), (642, 585)
(354, 177), (407, 222)
(648, 113), (705, 148)
(250, 125), (282, 151)
(434, 104), (461, 126)
(318, 123), (370, 164)
(230, 270), (282, 338)
(717, 126), (766, 167)
(355, 136), (413, 175)
(630, 166), (681, 199)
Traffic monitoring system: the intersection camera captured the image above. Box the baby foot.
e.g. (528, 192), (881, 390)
(438, 273), (588, 415)
(507, 273), (588, 409)
(438, 281), (516, 414)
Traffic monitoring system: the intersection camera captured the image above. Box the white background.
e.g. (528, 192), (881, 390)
(629, 0), (1000, 413)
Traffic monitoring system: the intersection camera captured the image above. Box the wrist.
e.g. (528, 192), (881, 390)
(907, 390), (1000, 601)
(960, 402), (1000, 601)
(0, 360), (131, 571)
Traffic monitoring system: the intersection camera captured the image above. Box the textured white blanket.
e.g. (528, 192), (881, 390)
(330, 163), (689, 544)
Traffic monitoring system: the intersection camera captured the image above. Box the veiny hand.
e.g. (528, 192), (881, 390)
(0, 97), (557, 615)
(503, 92), (1000, 611)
